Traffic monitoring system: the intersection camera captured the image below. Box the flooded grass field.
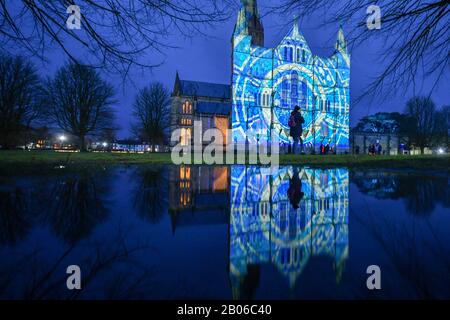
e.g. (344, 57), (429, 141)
(0, 165), (449, 299)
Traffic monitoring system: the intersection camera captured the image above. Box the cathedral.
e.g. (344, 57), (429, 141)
(171, 0), (350, 153)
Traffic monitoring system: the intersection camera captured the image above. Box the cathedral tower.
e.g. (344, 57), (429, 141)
(232, 0), (264, 47)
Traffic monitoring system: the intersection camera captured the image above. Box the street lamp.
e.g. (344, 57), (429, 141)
(59, 135), (66, 149)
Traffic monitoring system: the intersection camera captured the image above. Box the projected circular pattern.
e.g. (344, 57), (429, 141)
(232, 36), (350, 148)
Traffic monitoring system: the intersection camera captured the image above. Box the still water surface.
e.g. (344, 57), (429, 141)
(0, 165), (449, 299)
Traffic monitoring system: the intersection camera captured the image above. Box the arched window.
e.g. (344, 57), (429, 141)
(283, 47), (288, 61)
(261, 91), (270, 107)
(288, 47), (293, 61)
(296, 48), (300, 62)
(302, 49), (306, 63)
(291, 72), (298, 98)
(180, 128), (191, 146)
(281, 78), (289, 103)
(290, 71), (299, 108)
(301, 81), (307, 107)
(182, 100), (192, 114)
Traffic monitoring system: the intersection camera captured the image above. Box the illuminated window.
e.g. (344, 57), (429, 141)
(291, 72), (298, 98)
(214, 116), (229, 144)
(261, 91), (271, 107)
(281, 78), (289, 101)
(322, 122), (329, 137)
(254, 92), (259, 106)
(213, 167), (228, 191)
(180, 117), (192, 126)
(180, 128), (191, 146)
(180, 166), (185, 179)
(299, 81), (307, 108)
(182, 100), (193, 114)
(185, 166), (191, 179)
(180, 192), (191, 206)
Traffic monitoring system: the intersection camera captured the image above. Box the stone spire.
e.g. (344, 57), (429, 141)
(335, 25), (347, 53)
(233, 0), (264, 46)
(292, 15), (300, 38)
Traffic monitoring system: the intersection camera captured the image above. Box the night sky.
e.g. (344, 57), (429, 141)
(30, 0), (449, 138)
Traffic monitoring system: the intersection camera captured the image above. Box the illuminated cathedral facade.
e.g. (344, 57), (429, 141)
(231, 0), (350, 153)
(171, 0), (350, 153)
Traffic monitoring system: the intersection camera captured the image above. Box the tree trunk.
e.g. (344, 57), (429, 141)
(420, 146), (425, 154)
(80, 135), (87, 152)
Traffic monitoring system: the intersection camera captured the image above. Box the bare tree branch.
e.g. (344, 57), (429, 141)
(44, 62), (116, 151)
(131, 82), (170, 150)
(0, 0), (235, 75)
(0, 54), (44, 148)
(270, 0), (450, 101)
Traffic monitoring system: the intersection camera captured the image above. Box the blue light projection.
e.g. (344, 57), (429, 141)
(229, 166), (349, 298)
(231, 2), (350, 152)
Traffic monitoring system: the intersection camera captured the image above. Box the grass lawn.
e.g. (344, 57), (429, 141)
(0, 150), (448, 170)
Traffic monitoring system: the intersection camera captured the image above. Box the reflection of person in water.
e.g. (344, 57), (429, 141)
(288, 167), (304, 209)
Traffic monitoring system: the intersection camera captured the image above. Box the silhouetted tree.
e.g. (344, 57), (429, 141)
(131, 82), (170, 151)
(354, 112), (415, 134)
(47, 173), (109, 244)
(0, 54), (44, 148)
(434, 105), (449, 148)
(45, 62), (116, 151)
(405, 96), (440, 154)
(352, 170), (450, 215)
(0, 0), (232, 74)
(0, 188), (30, 245)
(133, 166), (168, 223)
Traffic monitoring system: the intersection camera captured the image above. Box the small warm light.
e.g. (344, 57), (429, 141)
(438, 148), (444, 154)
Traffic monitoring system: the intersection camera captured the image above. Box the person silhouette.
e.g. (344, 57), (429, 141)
(288, 106), (305, 154)
(287, 167), (305, 209)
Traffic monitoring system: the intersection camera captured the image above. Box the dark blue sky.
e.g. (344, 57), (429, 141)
(33, 0), (448, 138)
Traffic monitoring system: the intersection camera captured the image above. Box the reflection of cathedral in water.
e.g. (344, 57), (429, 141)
(168, 166), (230, 232)
(229, 166), (349, 298)
(168, 165), (349, 298)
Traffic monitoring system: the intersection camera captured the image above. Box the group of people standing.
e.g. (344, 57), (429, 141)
(289, 105), (386, 156)
(368, 142), (383, 155)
